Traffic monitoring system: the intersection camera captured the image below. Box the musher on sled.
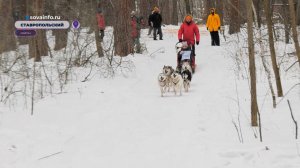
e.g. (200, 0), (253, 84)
(176, 42), (193, 72)
(177, 14), (200, 73)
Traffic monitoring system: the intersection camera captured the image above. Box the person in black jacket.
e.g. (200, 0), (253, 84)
(150, 7), (163, 40)
(147, 10), (154, 36)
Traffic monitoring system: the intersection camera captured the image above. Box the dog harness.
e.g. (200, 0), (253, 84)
(172, 79), (179, 85)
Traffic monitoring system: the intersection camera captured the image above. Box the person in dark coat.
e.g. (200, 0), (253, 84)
(147, 10), (154, 36)
(150, 7), (163, 40)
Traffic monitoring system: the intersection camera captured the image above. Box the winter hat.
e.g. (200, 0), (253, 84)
(131, 11), (136, 16)
(185, 15), (193, 22)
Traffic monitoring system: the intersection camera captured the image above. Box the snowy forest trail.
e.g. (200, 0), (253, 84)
(1, 26), (300, 168)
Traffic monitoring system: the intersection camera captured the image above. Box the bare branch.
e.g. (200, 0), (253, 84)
(287, 100), (298, 139)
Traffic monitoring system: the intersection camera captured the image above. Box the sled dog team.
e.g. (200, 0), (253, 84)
(156, 7), (221, 97)
(158, 63), (192, 97)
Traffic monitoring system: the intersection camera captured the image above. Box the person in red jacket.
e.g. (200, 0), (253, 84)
(96, 9), (105, 41)
(130, 11), (144, 53)
(178, 15), (200, 69)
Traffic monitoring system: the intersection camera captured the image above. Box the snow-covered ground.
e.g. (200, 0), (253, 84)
(0, 25), (299, 168)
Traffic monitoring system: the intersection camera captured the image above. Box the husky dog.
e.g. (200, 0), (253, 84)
(181, 69), (192, 92)
(158, 73), (168, 97)
(171, 72), (183, 96)
(181, 61), (193, 79)
(162, 65), (174, 76)
(162, 65), (174, 91)
(180, 62), (192, 92)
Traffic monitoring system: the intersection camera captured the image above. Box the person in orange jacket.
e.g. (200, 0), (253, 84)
(206, 8), (220, 46)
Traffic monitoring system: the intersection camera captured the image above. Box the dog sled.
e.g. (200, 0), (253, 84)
(175, 41), (196, 73)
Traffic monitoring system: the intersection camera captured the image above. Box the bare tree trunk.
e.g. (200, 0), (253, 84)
(251, 0), (276, 112)
(288, 0), (300, 66)
(78, 0), (93, 31)
(28, 0), (48, 62)
(199, 0), (204, 19)
(113, 0), (134, 56)
(281, 1), (291, 44)
(0, 0), (17, 54)
(139, 0), (149, 25)
(31, 62), (36, 115)
(13, 0), (29, 45)
(247, 0), (258, 126)
(253, 3), (276, 108)
(171, 0), (178, 25)
(262, 56), (277, 108)
(203, 0), (214, 22)
(178, 0), (184, 22)
(88, 0), (97, 34)
(296, 0), (300, 25)
(95, 28), (104, 57)
(53, 30), (68, 51)
(253, 0), (261, 28)
(53, 1), (69, 51)
(216, 0), (224, 26)
(184, 0), (191, 15)
(159, 0), (170, 24)
(287, 100), (298, 139)
(263, 0), (283, 97)
(229, 0), (240, 34)
(149, 0), (158, 9)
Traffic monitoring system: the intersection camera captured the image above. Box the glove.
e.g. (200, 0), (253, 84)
(196, 41), (199, 45)
(179, 39), (182, 42)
